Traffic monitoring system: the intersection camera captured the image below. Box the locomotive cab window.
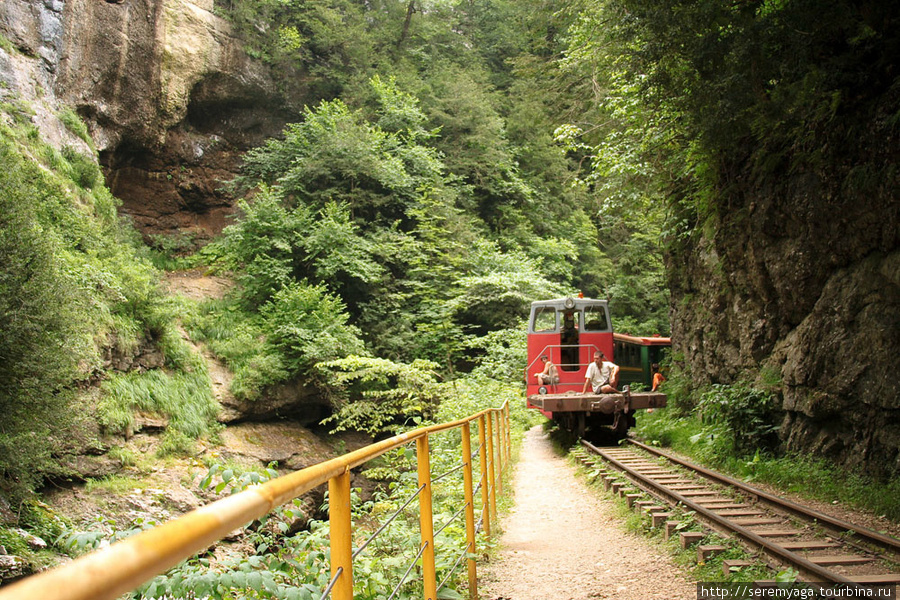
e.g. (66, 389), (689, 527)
(583, 305), (610, 332)
(531, 306), (557, 333)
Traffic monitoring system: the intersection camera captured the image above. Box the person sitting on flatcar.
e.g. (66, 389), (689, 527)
(534, 355), (559, 391)
(651, 363), (666, 392)
(582, 351), (620, 394)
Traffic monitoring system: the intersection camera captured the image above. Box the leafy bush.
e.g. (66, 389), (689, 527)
(695, 383), (781, 457)
(61, 145), (101, 189)
(317, 356), (449, 435)
(260, 281), (366, 376)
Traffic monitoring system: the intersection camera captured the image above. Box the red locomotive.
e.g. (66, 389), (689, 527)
(524, 296), (667, 437)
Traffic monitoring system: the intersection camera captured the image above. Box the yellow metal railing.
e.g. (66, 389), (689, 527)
(0, 402), (511, 600)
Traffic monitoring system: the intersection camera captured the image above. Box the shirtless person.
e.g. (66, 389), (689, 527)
(581, 351), (620, 394)
(534, 355), (559, 391)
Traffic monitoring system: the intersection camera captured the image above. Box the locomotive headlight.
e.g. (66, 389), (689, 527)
(564, 297), (576, 309)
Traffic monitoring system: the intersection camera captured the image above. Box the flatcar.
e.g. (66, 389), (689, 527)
(524, 296), (667, 438)
(613, 332), (671, 389)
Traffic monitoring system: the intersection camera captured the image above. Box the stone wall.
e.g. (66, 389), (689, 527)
(668, 112), (900, 478)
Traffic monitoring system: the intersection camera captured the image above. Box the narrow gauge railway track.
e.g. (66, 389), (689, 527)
(581, 439), (900, 587)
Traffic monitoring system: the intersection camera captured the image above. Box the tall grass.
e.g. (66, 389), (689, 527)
(99, 369), (219, 453)
(184, 297), (288, 400)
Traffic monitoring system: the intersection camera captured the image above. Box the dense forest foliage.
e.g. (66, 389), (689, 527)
(186, 0), (672, 407)
(0, 0), (670, 501)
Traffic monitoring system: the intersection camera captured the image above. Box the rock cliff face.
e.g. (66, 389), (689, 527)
(0, 0), (297, 243)
(668, 108), (900, 478)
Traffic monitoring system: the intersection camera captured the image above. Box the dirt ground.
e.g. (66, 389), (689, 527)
(163, 267), (232, 301)
(479, 426), (696, 600)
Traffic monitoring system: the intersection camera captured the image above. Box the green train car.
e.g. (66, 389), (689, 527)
(613, 333), (671, 389)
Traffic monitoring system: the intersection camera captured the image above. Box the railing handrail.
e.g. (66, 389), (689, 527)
(524, 343), (600, 375)
(0, 402), (511, 600)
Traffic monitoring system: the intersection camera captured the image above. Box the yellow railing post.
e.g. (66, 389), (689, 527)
(493, 412), (503, 496)
(460, 422), (478, 600)
(504, 403), (511, 465)
(485, 411), (497, 528)
(478, 414), (490, 536)
(329, 468), (353, 600)
(416, 435), (437, 600)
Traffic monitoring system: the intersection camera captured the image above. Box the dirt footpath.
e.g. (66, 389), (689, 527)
(480, 426), (696, 600)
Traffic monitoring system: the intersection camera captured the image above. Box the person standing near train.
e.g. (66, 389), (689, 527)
(582, 351), (620, 394)
(651, 363), (666, 391)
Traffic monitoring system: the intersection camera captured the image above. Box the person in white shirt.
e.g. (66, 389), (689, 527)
(581, 351), (620, 394)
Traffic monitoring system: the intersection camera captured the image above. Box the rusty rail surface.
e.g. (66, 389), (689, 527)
(0, 403), (512, 600)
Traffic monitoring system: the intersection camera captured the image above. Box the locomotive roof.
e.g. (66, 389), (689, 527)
(613, 332), (672, 345)
(529, 297), (608, 309)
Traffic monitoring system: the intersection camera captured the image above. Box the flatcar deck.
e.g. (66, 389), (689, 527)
(527, 391), (666, 414)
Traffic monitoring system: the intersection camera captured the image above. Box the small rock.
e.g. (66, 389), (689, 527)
(0, 555), (29, 581)
(12, 529), (47, 550)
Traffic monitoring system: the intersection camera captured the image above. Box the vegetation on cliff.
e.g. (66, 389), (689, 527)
(555, 0), (899, 478)
(0, 106), (218, 500)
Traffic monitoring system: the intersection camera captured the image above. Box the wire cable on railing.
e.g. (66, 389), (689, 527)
(433, 503), (467, 539)
(437, 544), (470, 593)
(317, 566), (343, 600)
(471, 443), (483, 459)
(432, 460), (466, 484)
(352, 484), (425, 560)
(387, 542), (429, 600)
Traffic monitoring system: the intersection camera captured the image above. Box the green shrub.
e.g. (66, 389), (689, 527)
(0, 134), (91, 499)
(695, 383), (780, 457)
(61, 146), (101, 189)
(261, 281), (366, 375)
(317, 356), (449, 435)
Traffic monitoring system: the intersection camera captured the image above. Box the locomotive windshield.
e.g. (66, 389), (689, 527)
(527, 298), (611, 333)
(583, 305), (609, 331)
(532, 306), (557, 332)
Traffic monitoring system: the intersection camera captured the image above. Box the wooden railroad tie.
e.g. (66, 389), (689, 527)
(698, 544), (728, 562)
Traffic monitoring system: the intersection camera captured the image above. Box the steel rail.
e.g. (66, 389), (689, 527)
(433, 460), (466, 484)
(627, 439), (900, 556)
(582, 440), (859, 585)
(434, 504), (468, 539)
(0, 404), (507, 600)
(438, 543), (470, 593)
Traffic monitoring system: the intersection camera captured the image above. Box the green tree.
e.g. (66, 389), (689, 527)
(260, 281), (367, 377)
(0, 141), (90, 497)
